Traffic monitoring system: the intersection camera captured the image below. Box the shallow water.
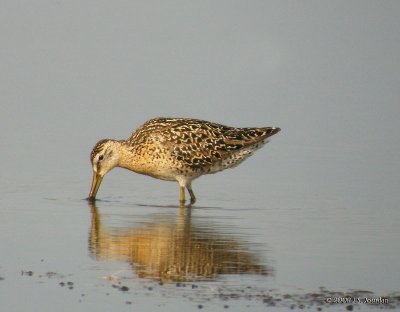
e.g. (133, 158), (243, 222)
(1, 167), (399, 311)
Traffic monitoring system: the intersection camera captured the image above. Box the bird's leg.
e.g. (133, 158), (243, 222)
(179, 186), (186, 205)
(187, 184), (196, 205)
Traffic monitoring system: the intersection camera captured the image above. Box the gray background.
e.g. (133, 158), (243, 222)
(1, 1), (399, 201)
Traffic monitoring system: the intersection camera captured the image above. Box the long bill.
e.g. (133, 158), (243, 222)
(88, 172), (103, 201)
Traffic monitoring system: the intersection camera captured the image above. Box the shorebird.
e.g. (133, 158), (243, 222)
(88, 117), (280, 205)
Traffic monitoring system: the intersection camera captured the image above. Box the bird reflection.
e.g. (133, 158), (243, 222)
(89, 203), (273, 282)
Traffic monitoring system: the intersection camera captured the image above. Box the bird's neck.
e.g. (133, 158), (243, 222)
(116, 141), (164, 178)
(116, 142), (147, 175)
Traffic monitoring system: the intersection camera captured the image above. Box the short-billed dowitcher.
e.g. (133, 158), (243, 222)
(88, 117), (280, 204)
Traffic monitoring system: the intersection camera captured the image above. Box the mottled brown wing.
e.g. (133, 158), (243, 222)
(151, 118), (280, 172)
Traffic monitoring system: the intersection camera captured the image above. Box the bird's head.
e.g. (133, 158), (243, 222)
(88, 139), (120, 201)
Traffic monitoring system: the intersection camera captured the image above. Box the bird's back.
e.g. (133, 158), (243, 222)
(126, 118), (280, 177)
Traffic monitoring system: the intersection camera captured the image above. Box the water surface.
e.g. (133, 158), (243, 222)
(1, 169), (399, 311)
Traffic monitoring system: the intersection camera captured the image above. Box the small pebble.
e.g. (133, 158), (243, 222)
(46, 272), (57, 278)
(22, 271), (34, 276)
(120, 286), (129, 291)
(346, 305), (353, 311)
(198, 304), (203, 309)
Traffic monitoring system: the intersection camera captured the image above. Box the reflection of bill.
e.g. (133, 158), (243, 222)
(88, 203), (273, 282)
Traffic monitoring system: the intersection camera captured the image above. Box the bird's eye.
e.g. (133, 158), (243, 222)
(99, 155), (104, 161)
